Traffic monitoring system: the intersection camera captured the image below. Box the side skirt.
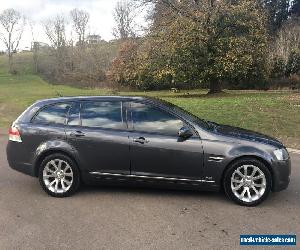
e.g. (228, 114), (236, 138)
(86, 172), (219, 191)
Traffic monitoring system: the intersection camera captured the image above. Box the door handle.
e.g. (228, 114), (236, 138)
(133, 137), (149, 144)
(69, 131), (85, 137)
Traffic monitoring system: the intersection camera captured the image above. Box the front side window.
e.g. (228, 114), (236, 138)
(129, 102), (185, 136)
(32, 103), (71, 125)
(80, 101), (124, 129)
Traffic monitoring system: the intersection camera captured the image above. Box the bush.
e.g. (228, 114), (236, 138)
(289, 74), (300, 89)
(270, 56), (286, 79)
(286, 49), (300, 76)
(37, 41), (120, 86)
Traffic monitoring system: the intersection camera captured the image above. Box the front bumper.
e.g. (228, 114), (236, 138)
(271, 158), (291, 192)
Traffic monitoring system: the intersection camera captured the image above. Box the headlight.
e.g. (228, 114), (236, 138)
(273, 148), (289, 161)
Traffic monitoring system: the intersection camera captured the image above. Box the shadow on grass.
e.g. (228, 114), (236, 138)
(156, 91), (236, 99)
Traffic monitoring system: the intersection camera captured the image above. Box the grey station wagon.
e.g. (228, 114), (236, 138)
(6, 96), (291, 206)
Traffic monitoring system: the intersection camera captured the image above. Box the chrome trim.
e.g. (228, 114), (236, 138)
(208, 156), (224, 162)
(89, 172), (215, 183)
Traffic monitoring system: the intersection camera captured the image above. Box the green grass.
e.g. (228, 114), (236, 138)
(0, 56), (299, 148)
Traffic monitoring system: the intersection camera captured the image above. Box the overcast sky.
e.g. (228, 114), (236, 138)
(0, 0), (147, 51)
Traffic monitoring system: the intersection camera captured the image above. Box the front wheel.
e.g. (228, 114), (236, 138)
(223, 158), (272, 206)
(39, 153), (80, 197)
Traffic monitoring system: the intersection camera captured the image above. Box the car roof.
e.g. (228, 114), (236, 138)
(34, 96), (152, 105)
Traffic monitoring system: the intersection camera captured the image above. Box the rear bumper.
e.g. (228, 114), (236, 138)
(8, 160), (36, 176)
(271, 158), (291, 192)
(6, 141), (36, 177)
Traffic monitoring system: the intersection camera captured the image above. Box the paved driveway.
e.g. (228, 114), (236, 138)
(0, 136), (299, 250)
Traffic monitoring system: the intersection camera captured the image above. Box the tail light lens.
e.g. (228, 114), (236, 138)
(9, 126), (22, 142)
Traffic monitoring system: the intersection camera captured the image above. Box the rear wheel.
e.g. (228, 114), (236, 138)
(39, 153), (80, 197)
(223, 158), (272, 206)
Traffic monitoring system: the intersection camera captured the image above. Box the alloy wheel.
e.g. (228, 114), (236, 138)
(43, 159), (74, 194)
(230, 165), (266, 203)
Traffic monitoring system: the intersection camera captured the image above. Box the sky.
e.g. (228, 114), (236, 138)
(0, 0), (148, 51)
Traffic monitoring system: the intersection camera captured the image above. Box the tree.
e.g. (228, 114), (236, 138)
(270, 17), (300, 68)
(260, 0), (290, 32)
(29, 20), (39, 73)
(0, 8), (25, 73)
(108, 39), (139, 85)
(270, 56), (286, 78)
(44, 15), (67, 49)
(70, 8), (90, 46)
(286, 49), (300, 75)
(290, 0), (300, 17)
(43, 15), (67, 76)
(123, 0), (269, 92)
(112, 0), (136, 39)
(205, 1), (269, 92)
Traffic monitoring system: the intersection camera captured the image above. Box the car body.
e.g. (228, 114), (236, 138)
(6, 96), (291, 206)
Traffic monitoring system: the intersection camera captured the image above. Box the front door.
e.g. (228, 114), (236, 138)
(126, 101), (204, 180)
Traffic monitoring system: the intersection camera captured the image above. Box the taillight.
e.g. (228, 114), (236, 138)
(8, 126), (22, 142)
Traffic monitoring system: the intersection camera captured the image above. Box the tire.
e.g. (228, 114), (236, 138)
(223, 158), (272, 206)
(38, 153), (80, 198)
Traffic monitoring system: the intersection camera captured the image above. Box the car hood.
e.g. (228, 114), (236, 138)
(209, 122), (283, 148)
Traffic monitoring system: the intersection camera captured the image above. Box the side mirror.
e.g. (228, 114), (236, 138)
(178, 127), (193, 139)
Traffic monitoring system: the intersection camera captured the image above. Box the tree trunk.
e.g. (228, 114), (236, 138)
(8, 32), (13, 74)
(33, 43), (38, 73)
(208, 80), (222, 94)
(8, 53), (13, 74)
(33, 53), (38, 73)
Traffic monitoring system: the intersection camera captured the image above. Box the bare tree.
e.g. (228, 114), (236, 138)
(70, 8), (90, 46)
(43, 15), (67, 76)
(271, 18), (300, 62)
(0, 8), (26, 73)
(44, 15), (66, 49)
(113, 0), (137, 39)
(28, 20), (39, 73)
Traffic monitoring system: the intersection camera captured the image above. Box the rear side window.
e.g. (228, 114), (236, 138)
(129, 102), (184, 136)
(80, 101), (124, 130)
(32, 103), (72, 125)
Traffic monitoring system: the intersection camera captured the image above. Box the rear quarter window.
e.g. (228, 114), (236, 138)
(32, 103), (72, 125)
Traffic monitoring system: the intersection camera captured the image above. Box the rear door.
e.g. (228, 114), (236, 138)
(65, 100), (130, 175)
(126, 101), (204, 180)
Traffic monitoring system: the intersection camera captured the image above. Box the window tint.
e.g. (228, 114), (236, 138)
(130, 102), (184, 136)
(81, 101), (124, 129)
(33, 103), (71, 125)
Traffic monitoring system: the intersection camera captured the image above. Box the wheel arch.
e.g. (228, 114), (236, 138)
(33, 149), (80, 177)
(221, 155), (274, 190)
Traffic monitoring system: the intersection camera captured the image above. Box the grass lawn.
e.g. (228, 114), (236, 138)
(0, 65), (299, 148)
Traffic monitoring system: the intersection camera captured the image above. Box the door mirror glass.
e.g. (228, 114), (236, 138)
(178, 127), (193, 138)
